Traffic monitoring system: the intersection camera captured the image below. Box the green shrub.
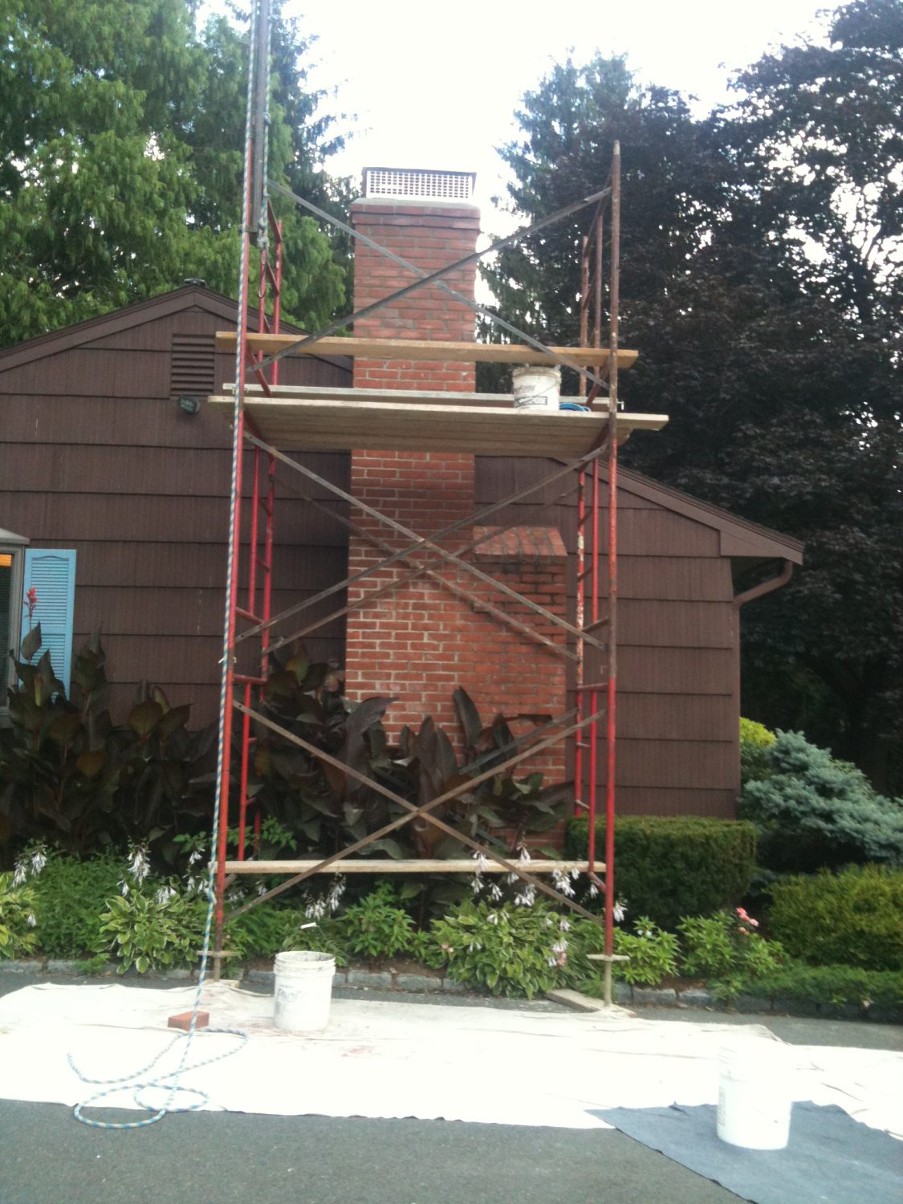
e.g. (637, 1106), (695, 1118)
(0, 872), (38, 958)
(740, 730), (903, 872)
(768, 866), (903, 971)
(678, 908), (784, 1002)
(279, 915), (350, 967)
(609, 918), (680, 986)
(740, 718), (776, 784)
(225, 903), (304, 963)
(409, 927), (449, 970)
(565, 816), (757, 929)
(749, 960), (903, 1012)
(337, 883), (415, 960)
(29, 853), (122, 957)
(430, 900), (579, 998)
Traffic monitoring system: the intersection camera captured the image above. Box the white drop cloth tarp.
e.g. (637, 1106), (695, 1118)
(0, 981), (900, 1133)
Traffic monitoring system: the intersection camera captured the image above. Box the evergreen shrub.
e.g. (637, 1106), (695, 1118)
(740, 731), (903, 872)
(740, 717), (776, 784)
(768, 866), (903, 971)
(565, 816), (757, 929)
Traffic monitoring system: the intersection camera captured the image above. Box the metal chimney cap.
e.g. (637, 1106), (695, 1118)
(362, 167), (476, 201)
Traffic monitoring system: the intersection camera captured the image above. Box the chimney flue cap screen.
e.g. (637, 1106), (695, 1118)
(363, 167), (476, 201)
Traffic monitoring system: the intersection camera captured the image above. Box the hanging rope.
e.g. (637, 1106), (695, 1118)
(68, 0), (268, 1128)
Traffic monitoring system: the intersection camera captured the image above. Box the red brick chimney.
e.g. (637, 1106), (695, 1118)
(345, 170), (567, 779)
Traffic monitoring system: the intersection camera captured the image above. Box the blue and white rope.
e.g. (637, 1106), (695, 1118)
(69, 1), (266, 1130)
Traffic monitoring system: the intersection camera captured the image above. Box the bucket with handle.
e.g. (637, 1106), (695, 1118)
(512, 365), (561, 411)
(273, 950), (336, 1032)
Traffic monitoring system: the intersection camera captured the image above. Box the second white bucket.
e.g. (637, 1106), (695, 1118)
(717, 1043), (792, 1150)
(512, 365), (561, 411)
(273, 950), (336, 1032)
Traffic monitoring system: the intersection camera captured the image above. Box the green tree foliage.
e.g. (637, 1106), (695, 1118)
(484, 2), (903, 792)
(0, 0), (348, 346)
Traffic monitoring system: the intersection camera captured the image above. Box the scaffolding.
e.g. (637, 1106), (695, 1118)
(209, 1), (666, 1003)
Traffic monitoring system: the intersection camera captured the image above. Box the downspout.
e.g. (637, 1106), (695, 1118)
(733, 559), (794, 609)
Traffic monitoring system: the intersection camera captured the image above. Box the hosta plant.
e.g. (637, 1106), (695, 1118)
(98, 886), (207, 974)
(0, 871), (38, 959)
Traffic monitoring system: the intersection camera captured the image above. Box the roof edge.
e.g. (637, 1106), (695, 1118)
(615, 466), (804, 564)
(0, 285), (353, 374)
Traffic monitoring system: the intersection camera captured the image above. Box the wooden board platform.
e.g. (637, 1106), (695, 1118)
(215, 331), (638, 372)
(208, 394), (667, 456)
(223, 858), (605, 875)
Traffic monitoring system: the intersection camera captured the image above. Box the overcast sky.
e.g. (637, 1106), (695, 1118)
(279, 0), (835, 205)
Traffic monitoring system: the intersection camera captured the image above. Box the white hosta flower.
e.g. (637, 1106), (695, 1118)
(588, 882), (599, 899)
(26, 912), (37, 928)
(559, 918), (570, 932)
(30, 845), (48, 876)
(613, 898), (628, 923)
(119, 880), (130, 897)
(551, 869), (575, 898)
(155, 884), (177, 905)
(304, 896), (328, 921)
(473, 851), (489, 872)
(488, 882), (503, 902)
(127, 845), (150, 885)
(188, 849), (203, 867)
(12, 861), (26, 887)
(514, 884), (536, 907)
(487, 911), (499, 925)
(326, 876), (346, 913)
(517, 846), (531, 863)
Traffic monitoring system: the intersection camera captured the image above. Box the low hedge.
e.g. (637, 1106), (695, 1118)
(768, 866), (903, 971)
(749, 961), (903, 1013)
(565, 816), (757, 930)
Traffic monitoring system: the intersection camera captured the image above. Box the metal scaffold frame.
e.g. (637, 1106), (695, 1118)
(210, 1), (660, 1005)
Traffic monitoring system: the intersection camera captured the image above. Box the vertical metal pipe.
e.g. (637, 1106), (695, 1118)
(250, 0), (270, 241)
(214, 0), (265, 974)
(603, 142), (621, 1005)
(579, 234), (589, 398)
(574, 470), (586, 815)
(593, 208), (604, 350)
(587, 457), (600, 870)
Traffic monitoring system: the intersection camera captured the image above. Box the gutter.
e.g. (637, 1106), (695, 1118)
(733, 559), (794, 608)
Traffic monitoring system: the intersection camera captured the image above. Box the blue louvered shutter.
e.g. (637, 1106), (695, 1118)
(21, 549), (76, 694)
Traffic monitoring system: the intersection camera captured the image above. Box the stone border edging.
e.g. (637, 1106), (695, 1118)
(1, 958), (899, 1023)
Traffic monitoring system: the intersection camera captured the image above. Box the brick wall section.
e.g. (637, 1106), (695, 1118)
(345, 197), (568, 781)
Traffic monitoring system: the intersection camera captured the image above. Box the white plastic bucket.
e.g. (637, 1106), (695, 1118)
(273, 950), (335, 1032)
(717, 1044), (792, 1150)
(512, 366), (561, 411)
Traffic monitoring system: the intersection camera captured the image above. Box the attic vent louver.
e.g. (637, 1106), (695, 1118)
(170, 334), (216, 399)
(363, 167), (475, 201)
